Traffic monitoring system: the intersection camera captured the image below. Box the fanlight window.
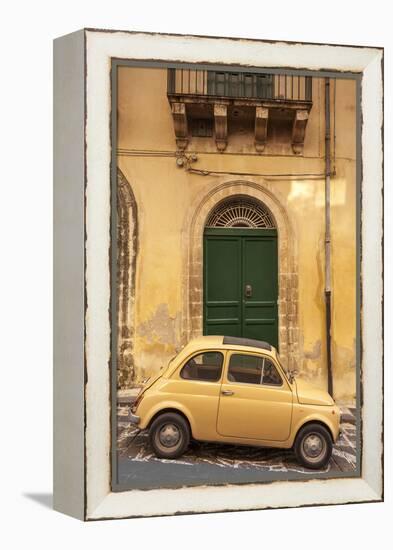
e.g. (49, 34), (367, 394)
(206, 196), (276, 229)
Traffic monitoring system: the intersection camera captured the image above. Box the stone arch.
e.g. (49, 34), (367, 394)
(117, 168), (138, 388)
(182, 179), (299, 370)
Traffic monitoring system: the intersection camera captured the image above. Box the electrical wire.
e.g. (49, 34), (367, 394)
(186, 167), (326, 178)
(117, 148), (327, 179)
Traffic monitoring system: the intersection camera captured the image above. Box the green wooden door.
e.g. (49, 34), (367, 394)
(203, 228), (278, 348)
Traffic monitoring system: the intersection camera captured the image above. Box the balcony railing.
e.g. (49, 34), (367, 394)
(167, 69), (312, 103)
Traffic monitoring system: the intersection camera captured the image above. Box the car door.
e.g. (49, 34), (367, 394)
(217, 351), (293, 441)
(168, 350), (225, 441)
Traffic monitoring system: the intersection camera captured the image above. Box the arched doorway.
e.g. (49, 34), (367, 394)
(203, 195), (279, 348)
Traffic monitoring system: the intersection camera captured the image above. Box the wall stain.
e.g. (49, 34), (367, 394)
(304, 340), (322, 361)
(138, 303), (180, 346)
(331, 339), (356, 404)
(135, 304), (181, 381)
(301, 339), (324, 383)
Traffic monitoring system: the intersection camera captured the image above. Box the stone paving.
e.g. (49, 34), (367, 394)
(117, 402), (357, 478)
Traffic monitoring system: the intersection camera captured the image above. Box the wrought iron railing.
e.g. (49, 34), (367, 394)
(167, 69), (312, 102)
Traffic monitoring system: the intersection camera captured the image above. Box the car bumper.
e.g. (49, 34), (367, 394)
(129, 411), (140, 425)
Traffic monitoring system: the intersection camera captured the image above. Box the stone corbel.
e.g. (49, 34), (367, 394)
(255, 106), (269, 153)
(214, 104), (227, 152)
(171, 102), (188, 150)
(292, 109), (309, 154)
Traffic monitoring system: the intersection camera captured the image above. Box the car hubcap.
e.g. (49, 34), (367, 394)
(302, 433), (326, 461)
(158, 423), (181, 448)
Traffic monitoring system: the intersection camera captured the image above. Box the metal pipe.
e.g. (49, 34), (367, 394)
(325, 77), (333, 397)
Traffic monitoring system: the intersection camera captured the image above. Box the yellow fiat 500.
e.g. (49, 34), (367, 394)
(130, 335), (341, 469)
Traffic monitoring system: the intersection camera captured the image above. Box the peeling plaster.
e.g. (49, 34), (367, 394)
(304, 339), (322, 361)
(138, 304), (181, 346)
(333, 339), (356, 371)
(331, 339), (356, 404)
(135, 304), (181, 381)
(301, 338), (324, 385)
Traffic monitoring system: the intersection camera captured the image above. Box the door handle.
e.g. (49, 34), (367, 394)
(245, 284), (252, 298)
(221, 390), (234, 396)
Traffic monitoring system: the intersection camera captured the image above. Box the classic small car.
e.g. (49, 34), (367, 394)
(130, 335), (341, 469)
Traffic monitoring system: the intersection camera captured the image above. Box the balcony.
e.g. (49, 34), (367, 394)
(167, 69), (313, 153)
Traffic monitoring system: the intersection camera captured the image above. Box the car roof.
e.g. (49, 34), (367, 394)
(222, 336), (272, 351)
(167, 335), (276, 374)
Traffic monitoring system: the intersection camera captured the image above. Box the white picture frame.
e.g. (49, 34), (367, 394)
(53, 29), (383, 521)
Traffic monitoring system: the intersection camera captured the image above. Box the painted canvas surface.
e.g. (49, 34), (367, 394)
(112, 62), (359, 490)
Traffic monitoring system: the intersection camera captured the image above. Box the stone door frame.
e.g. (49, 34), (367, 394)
(182, 179), (299, 370)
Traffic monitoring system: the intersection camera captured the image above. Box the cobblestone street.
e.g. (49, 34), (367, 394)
(116, 399), (357, 489)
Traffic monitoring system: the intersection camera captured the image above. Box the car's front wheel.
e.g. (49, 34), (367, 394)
(294, 423), (333, 470)
(149, 412), (190, 459)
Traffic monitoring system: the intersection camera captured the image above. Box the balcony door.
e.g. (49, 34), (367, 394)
(207, 71), (274, 99)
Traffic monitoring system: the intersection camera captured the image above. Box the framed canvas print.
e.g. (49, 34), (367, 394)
(53, 29), (383, 520)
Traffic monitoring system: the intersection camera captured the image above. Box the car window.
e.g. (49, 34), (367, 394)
(228, 354), (282, 386)
(227, 354), (263, 384)
(262, 358), (282, 386)
(180, 352), (223, 382)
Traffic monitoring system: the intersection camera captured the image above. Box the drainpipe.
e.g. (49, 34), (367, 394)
(325, 78), (333, 397)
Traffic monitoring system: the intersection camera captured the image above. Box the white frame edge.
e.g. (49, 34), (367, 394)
(53, 29), (86, 521)
(83, 30), (383, 520)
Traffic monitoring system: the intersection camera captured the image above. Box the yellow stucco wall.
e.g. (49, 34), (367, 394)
(117, 67), (357, 404)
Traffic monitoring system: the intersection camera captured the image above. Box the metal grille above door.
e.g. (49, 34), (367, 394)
(205, 196), (276, 229)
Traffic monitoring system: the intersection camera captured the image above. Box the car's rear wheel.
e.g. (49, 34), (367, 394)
(294, 423), (333, 470)
(149, 412), (190, 459)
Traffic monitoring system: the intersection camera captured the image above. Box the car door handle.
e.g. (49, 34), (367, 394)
(221, 390), (234, 396)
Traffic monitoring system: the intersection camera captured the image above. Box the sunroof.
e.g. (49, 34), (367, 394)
(222, 336), (272, 351)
